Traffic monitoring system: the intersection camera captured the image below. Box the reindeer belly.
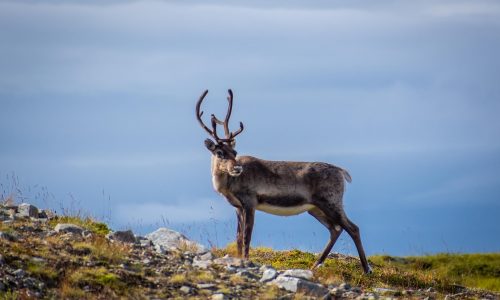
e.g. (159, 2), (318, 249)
(255, 194), (314, 216)
(256, 203), (315, 216)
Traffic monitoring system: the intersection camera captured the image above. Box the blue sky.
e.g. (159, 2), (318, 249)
(1, 0), (500, 256)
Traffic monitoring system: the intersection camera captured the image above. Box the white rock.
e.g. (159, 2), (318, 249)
(18, 203), (39, 218)
(196, 283), (216, 289)
(270, 275), (329, 297)
(282, 269), (314, 280)
(259, 264), (272, 272)
(145, 228), (206, 254)
(193, 258), (212, 269)
(197, 252), (213, 261)
(260, 267), (278, 283)
(213, 254), (244, 267)
(180, 286), (191, 294)
(212, 293), (228, 300)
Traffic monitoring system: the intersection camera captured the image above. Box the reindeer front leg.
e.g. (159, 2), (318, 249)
(236, 208), (244, 257)
(242, 206), (255, 259)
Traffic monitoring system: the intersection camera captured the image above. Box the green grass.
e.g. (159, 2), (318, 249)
(68, 267), (127, 293)
(26, 260), (59, 285)
(214, 243), (500, 293)
(372, 253), (500, 292)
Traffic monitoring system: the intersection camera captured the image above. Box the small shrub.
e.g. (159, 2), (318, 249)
(169, 273), (188, 285)
(192, 271), (215, 283)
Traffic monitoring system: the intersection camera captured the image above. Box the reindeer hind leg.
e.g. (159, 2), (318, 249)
(308, 207), (343, 269)
(339, 215), (372, 274)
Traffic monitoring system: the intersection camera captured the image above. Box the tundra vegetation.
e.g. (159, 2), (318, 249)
(1, 202), (499, 299)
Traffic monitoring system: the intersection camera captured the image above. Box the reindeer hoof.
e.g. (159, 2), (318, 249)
(365, 264), (373, 274)
(311, 262), (323, 270)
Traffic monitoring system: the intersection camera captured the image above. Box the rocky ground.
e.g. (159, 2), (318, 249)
(1, 203), (499, 299)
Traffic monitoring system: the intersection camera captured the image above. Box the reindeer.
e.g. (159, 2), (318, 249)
(196, 89), (372, 274)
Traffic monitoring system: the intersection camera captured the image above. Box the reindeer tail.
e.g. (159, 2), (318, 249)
(341, 169), (352, 183)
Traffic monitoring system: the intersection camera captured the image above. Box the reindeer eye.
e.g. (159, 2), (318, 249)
(215, 150), (224, 158)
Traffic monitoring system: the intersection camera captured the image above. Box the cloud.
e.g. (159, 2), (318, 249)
(63, 153), (204, 168)
(113, 198), (234, 225)
(404, 171), (500, 205)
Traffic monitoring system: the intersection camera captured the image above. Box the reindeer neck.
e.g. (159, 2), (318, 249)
(211, 156), (230, 193)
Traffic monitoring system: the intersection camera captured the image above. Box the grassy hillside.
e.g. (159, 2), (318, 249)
(1, 208), (499, 299)
(215, 243), (500, 294)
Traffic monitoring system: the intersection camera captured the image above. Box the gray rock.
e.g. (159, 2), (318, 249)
(107, 230), (136, 243)
(330, 287), (342, 297)
(260, 267), (278, 283)
(138, 238), (153, 247)
(270, 275), (329, 298)
(196, 283), (216, 289)
(0, 281), (5, 291)
(13, 269), (26, 278)
(180, 285), (192, 294)
(154, 244), (168, 254)
(145, 228), (206, 254)
(40, 209), (56, 219)
(193, 258), (212, 269)
(23, 277), (41, 290)
(339, 282), (351, 291)
(213, 254), (244, 268)
(37, 210), (48, 219)
(236, 270), (259, 280)
(197, 251), (213, 261)
(259, 264), (272, 272)
(0, 212), (9, 221)
(0, 231), (17, 242)
(282, 269), (314, 281)
(54, 223), (84, 235)
(17, 203), (39, 218)
(373, 287), (397, 294)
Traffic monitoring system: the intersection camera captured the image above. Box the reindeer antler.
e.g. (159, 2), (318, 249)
(196, 89), (244, 143)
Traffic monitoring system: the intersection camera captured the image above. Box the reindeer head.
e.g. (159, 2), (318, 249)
(196, 89), (244, 177)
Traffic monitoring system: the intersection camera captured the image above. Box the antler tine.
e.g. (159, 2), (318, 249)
(231, 122), (244, 139)
(210, 114), (223, 142)
(222, 89), (234, 138)
(195, 90), (216, 137)
(196, 88), (244, 144)
(210, 89), (233, 139)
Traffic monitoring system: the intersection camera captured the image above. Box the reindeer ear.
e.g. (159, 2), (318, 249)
(204, 139), (217, 151)
(230, 140), (236, 148)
